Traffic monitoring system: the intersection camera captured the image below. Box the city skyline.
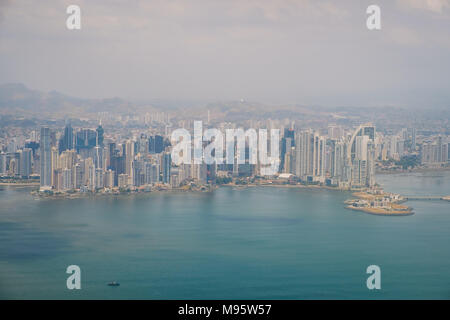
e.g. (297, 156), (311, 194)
(3, 117), (448, 193)
(1, 1), (450, 302)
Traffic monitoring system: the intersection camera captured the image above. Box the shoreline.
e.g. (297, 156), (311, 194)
(225, 183), (347, 191)
(346, 205), (414, 216)
(31, 186), (218, 199)
(30, 182), (354, 200)
(0, 182), (40, 186)
(23, 175), (450, 212)
(376, 166), (450, 175)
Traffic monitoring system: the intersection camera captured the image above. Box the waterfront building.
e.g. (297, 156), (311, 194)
(53, 168), (63, 191)
(0, 153), (7, 175)
(51, 147), (59, 186)
(62, 168), (72, 190)
(118, 173), (129, 188)
(347, 124), (376, 188)
(104, 169), (115, 188)
(312, 134), (326, 179)
(95, 168), (104, 189)
(162, 152), (171, 184)
(125, 140), (134, 185)
(19, 148), (32, 177)
(294, 130), (314, 178)
(421, 136), (449, 165)
(72, 163), (83, 189)
(40, 127), (52, 187)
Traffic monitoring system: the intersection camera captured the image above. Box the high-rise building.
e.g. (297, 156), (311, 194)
(94, 146), (103, 169)
(331, 139), (346, 181)
(162, 152), (171, 184)
(72, 163), (84, 189)
(19, 148), (32, 177)
(421, 136), (449, 165)
(95, 168), (104, 189)
(312, 134), (326, 178)
(62, 168), (72, 190)
(149, 135), (164, 154)
(355, 136), (369, 161)
(350, 135), (376, 187)
(294, 130), (314, 178)
(40, 127), (52, 187)
(104, 169), (115, 188)
(59, 123), (74, 154)
(346, 124), (376, 188)
(96, 125), (104, 147)
(132, 159), (145, 187)
(60, 150), (77, 170)
(125, 140), (135, 184)
(0, 153), (7, 175)
(144, 162), (159, 185)
(118, 174), (129, 188)
(411, 127), (416, 151)
(24, 141), (39, 158)
(328, 125), (344, 140)
(76, 129), (97, 152)
(192, 163), (207, 184)
(51, 147), (59, 186)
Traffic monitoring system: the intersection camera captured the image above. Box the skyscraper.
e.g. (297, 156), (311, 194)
(59, 123), (74, 154)
(96, 125), (104, 147)
(162, 152), (171, 184)
(40, 127), (52, 187)
(294, 130), (314, 178)
(347, 124), (376, 188)
(0, 153), (7, 175)
(149, 135), (164, 154)
(76, 129), (97, 152)
(19, 148), (32, 177)
(312, 134), (326, 178)
(125, 140), (135, 185)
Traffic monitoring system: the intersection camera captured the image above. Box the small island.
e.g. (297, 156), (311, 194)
(345, 189), (413, 216)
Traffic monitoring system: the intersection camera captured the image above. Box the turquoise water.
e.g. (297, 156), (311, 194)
(1, 172), (450, 299)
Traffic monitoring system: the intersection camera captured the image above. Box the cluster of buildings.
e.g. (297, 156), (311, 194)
(378, 128), (417, 161)
(421, 136), (449, 166)
(1, 119), (449, 192)
(280, 124), (376, 188)
(35, 122), (378, 192)
(0, 148), (33, 178)
(38, 124), (174, 192)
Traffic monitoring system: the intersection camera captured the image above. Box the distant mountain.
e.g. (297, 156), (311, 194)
(0, 83), (132, 115)
(1, 83), (448, 126)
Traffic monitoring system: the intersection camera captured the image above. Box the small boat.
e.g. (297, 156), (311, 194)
(107, 281), (120, 287)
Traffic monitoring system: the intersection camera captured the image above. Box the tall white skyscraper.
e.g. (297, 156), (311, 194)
(295, 130), (314, 178)
(19, 148), (32, 177)
(312, 134), (326, 178)
(125, 140), (135, 185)
(348, 124), (376, 188)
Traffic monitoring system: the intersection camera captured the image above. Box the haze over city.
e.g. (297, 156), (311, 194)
(1, 0), (450, 107)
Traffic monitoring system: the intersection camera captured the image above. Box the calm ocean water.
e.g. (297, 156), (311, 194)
(1, 171), (450, 299)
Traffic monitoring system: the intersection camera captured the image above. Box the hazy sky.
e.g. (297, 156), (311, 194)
(0, 0), (450, 107)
